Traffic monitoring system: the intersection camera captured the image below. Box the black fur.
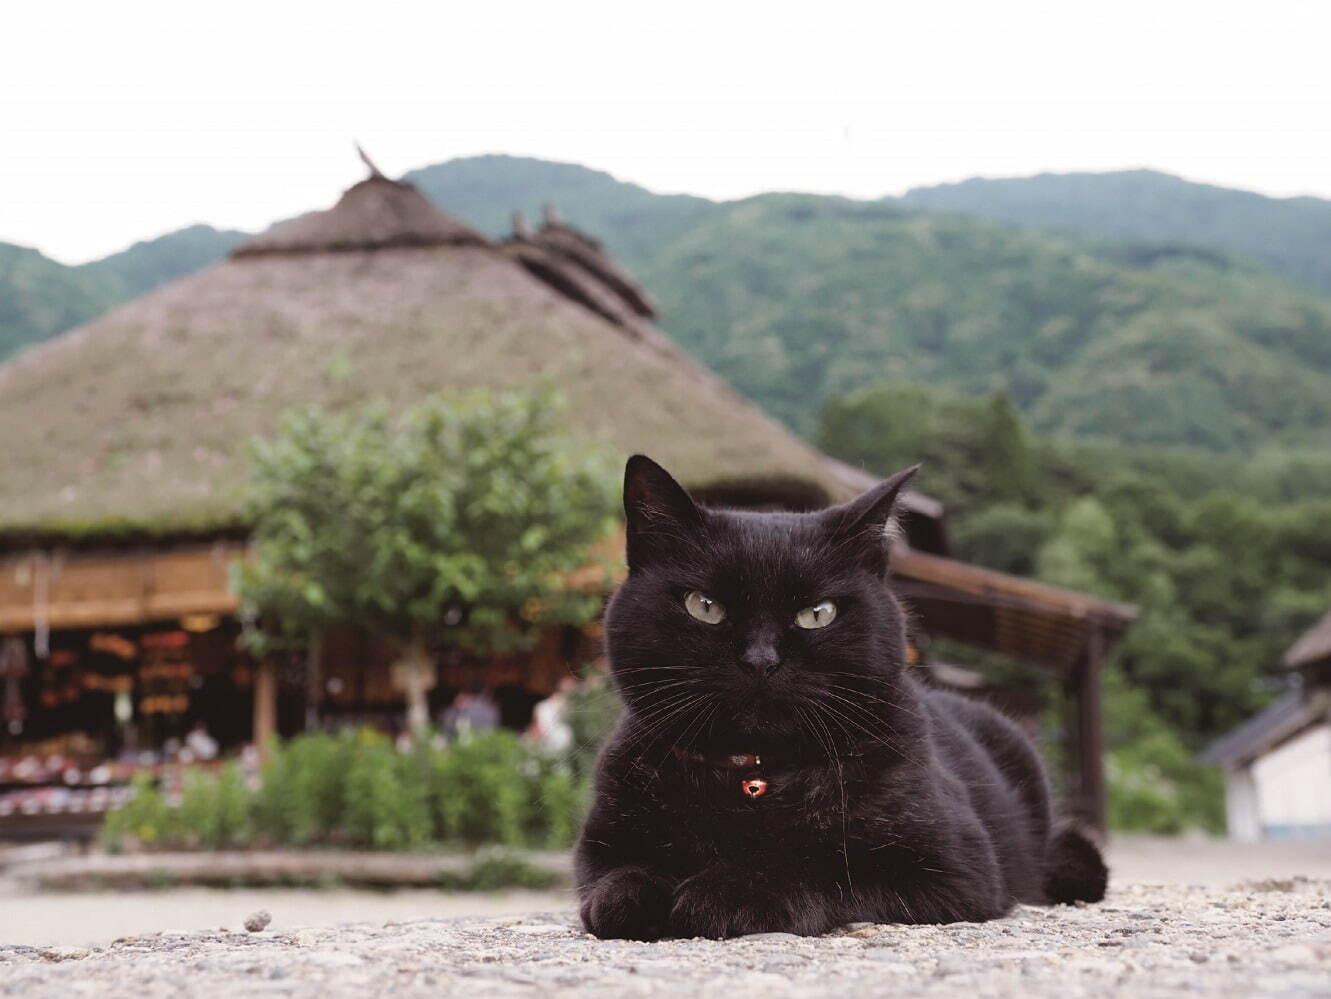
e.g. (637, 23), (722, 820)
(576, 455), (1107, 939)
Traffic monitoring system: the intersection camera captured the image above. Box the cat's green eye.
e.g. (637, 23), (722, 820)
(684, 590), (726, 625)
(795, 599), (837, 630)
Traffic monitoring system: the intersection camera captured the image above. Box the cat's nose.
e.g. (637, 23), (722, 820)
(740, 636), (781, 678)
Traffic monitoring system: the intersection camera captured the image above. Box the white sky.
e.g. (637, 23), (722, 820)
(4, 0), (1330, 264)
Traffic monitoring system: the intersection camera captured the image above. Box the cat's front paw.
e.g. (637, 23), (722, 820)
(580, 866), (675, 940)
(670, 867), (828, 939)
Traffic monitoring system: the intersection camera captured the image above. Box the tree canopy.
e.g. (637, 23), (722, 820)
(818, 381), (1331, 833)
(234, 390), (618, 726)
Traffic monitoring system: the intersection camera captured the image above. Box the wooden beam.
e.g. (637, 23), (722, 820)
(893, 547), (1138, 629)
(0, 544), (245, 632)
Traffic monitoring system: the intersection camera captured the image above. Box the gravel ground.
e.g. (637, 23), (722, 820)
(3, 879), (1330, 998)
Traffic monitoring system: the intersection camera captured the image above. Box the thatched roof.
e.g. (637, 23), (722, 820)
(527, 204), (658, 318)
(232, 175), (486, 257)
(1286, 608), (1331, 669)
(0, 169), (903, 535)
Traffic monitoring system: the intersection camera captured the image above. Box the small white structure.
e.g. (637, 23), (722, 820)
(1201, 610), (1331, 841)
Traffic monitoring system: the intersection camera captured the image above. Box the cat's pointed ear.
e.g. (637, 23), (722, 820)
(825, 465), (920, 574)
(623, 454), (703, 571)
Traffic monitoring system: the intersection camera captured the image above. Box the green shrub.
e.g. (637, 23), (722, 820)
(430, 730), (532, 846)
(102, 772), (175, 850)
(253, 730), (356, 844)
(177, 764), (251, 848)
(343, 733), (433, 850)
(101, 726), (593, 852)
(534, 770), (583, 849)
(567, 675), (620, 780)
(1103, 667), (1224, 834)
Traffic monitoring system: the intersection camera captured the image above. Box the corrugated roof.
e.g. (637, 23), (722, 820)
(1197, 690), (1323, 767)
(1285, 608), (1331, 670)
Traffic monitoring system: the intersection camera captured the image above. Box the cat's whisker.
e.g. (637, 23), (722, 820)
(622, 692), (712, 756)
(652, 694), (719, 770)
(620, 691), (706, 743)
(811, 696), (932, 771)
(820, 679), (930, 721)
(612, 678), (699, 697)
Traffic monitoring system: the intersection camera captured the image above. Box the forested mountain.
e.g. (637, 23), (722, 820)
(405, 155), (712, 267)
(0, 226), (245, 362)
(904, 170), (1331, 294)
(79, 224), (247, 299)
(630, 193), (1331, 449)
(0, 243), (116, 361)
(7, 157), (1331, 462)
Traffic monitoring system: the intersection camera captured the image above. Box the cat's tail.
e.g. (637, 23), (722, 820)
(1043, 825), (1108, 904)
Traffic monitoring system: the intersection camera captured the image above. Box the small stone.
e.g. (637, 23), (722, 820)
(244, 910), (272, 933)
(38, 947), (89, 962)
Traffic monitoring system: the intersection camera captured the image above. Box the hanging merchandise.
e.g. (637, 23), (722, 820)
(0, 637), (30, 732)
(41, 649), (81, 708)
(90, 633), (137, 661)
(139, 630), (193, 715)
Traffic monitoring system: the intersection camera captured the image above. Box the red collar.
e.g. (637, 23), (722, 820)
(672, 747), (767, 769)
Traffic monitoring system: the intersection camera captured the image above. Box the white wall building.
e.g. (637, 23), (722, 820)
(1201, 609), (1331, 841)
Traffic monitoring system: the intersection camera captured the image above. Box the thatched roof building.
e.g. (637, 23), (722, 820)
(232, 173), (487, 256)
(0, 161), (1135, 829)
(0, 168), (889, 532)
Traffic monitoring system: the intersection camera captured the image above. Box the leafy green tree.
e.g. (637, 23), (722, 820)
(235, 390), (617, 730)
(817, 377), (1331, 834)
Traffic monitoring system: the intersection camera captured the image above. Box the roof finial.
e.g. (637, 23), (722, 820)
(512, 211), (533, 240)
(543, 202), (563, 228)
(355, 142), (386, 180)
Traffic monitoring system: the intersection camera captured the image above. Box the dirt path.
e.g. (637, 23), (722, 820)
(3, 881), (1330, 998)
(2, 836), (1330, 949)
(0, 886), (574, 948)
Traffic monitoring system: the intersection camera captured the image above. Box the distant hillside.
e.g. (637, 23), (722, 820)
(6, 156), (1331, 457)
(0, 226), (247, 361)
(0, 243), (116, 361)
(404, 160), (1331, 451)
(904, 170), (1331, 294)
(631, 193), (1331, 448)
(79, 224), (247, 298)
(404, 155), (715, 267)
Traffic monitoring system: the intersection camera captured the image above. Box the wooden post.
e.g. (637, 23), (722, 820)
(304, 636), (323, 733)
(1065, 626), (1107, 832)
(1061, 664), (1080, 809)
(253, 657), (277, 758)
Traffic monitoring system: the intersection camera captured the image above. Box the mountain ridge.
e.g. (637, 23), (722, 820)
(4, 156), (1331, 459)
(903, 168), (1331, 294)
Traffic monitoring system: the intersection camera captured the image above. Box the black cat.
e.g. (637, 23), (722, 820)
(576, 455), (1107, 940)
